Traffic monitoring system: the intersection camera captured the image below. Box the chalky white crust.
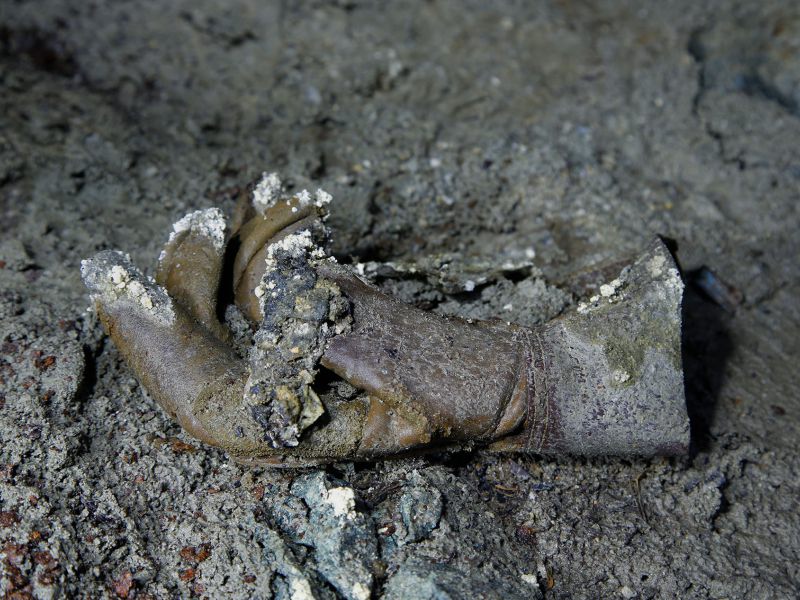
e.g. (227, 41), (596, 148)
(81, 251), (175, 325)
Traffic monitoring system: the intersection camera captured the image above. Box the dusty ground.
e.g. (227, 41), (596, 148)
(1, 1), (799, 598)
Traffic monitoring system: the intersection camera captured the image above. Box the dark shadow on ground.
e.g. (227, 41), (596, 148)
(681, 278), (734, 454)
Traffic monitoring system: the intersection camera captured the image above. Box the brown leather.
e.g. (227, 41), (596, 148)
(318, 264), (527, 449)
(231, 199), (315, 294)
(156, 231), (229, 342)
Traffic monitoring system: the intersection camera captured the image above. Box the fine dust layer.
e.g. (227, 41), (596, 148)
(1, 1), (799, 598)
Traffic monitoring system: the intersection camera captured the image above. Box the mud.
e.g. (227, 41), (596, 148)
(1, 1), (798, 598)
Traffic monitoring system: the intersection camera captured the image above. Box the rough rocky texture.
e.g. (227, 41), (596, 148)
(0, 0), (798, 598)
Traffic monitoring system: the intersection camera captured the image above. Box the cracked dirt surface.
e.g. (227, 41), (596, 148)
(1, 1), (798, 598)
